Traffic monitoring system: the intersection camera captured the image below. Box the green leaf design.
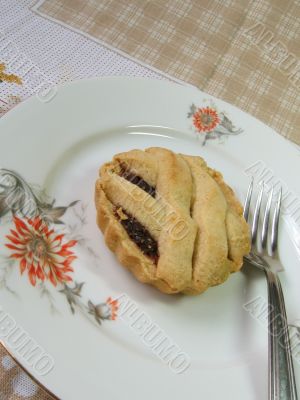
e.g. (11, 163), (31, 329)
(187, 103), (197, 118)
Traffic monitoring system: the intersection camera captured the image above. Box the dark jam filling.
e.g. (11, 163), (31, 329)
(115, 209), (159, 264)
(120, 168), (156, 198)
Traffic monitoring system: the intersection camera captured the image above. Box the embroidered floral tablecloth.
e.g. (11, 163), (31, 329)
(0, 0), (300, 399)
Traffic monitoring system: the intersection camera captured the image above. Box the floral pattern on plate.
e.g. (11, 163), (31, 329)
(5, 216), (77, 287)
(188, 103), (243, 145)
(0, 168), (118, 324)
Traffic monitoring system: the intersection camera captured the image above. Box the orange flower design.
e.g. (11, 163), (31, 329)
(5, 217), (77, 286)
(193, 106), (220, 133)
(106, 297), (118, 320)
(88, 297), (119, 323)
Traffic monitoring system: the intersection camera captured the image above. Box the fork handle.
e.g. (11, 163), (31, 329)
(265, 269), (298, 400)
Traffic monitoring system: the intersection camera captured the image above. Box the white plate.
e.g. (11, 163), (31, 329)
(0, 77), (299, 400)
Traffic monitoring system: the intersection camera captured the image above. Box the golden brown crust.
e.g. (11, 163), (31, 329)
(95, 148), (250, 295)
(207, 167), (250, 272)
(181, 155), (232, 294)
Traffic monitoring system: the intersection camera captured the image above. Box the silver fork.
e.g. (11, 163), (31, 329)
(243, 179), (298, 400)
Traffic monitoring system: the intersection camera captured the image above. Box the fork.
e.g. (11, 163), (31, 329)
(243, 179), (298, 400)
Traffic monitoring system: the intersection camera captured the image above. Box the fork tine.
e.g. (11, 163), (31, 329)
(243, 178), (253, 222)
(251, 182), (264, 245)
(270, 187), (282, 256)
(261, 186), (273, 250)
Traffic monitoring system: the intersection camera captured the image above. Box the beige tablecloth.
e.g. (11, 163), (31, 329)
(32, 0), (300, 145)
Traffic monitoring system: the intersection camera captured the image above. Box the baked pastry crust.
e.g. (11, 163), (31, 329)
(95, 147), (250, 295)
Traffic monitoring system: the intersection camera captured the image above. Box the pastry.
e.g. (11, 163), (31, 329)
(95, 147), (250, 295)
